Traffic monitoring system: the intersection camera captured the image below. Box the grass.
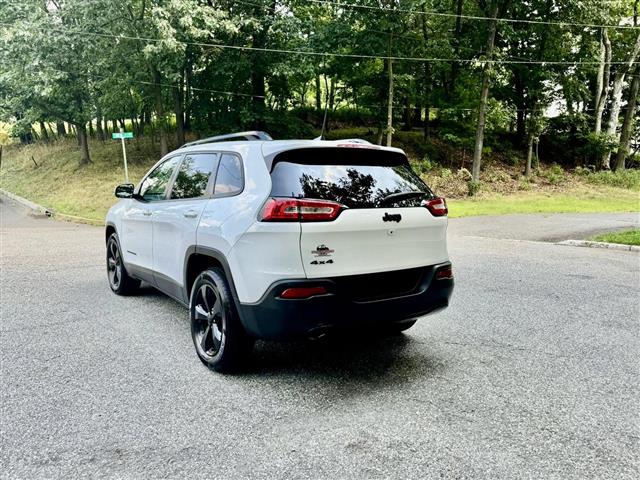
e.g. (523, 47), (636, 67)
(448, 187), (640, 218)
(0, 138), (157, 221)
(590, 229), (640, 246)
(1, 134), (639, 222)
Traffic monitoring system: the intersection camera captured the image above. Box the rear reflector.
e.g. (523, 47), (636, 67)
(280, 286), (328, 299)
(423, 197), (448, 217)
(435, 266), (453, 280)
(260, 198), (345, 222)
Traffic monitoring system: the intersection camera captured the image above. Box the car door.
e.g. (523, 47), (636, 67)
(119, 155), (182, 281)
(152, 152), (219, 301)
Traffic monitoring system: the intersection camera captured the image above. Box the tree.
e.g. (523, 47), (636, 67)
(471, 0), (504, 184)
(601, 31), (640, 169)
(613, 67), (640, 170)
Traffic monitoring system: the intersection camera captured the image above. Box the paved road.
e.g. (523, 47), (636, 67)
(1, 197), (639, 479)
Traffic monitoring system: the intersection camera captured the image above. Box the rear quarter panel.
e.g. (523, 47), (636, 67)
(196, 144), (306, 303)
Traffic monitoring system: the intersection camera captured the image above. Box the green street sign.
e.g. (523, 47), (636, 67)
(112, 132), (134, 139)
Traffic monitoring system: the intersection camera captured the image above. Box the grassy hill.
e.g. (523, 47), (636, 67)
(1, 131), (638, 223)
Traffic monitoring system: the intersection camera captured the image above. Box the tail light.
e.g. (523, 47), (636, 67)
(423, 197), (448, 217)
(435, 265), (453, 280)
(260, 198), (345, 222)
(280, 286), (328, 299)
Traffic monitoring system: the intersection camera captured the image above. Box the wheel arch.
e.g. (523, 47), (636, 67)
(105, 222), (117, 244)
(184, 247), (241, 307)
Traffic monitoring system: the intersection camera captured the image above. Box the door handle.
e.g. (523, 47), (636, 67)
(183, 210), (198, 219)
(142, 210), (152, 216)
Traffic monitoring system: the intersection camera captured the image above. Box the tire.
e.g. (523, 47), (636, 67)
(386, 319), (417, 335)
(190, 268), (254, 373)
(106, 233), (141, 295)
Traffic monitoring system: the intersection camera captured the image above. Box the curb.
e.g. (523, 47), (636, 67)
(558, 239), (640, 252)
(0, 189), (103, 226)
(0, 188), (51, 218)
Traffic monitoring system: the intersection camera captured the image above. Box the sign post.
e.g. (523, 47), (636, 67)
(112, 129), (134, 183)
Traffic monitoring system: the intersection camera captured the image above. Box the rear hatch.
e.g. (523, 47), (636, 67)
(264, 146), (449, 278)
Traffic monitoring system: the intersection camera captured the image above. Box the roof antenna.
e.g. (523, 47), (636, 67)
(319, 72), (330, 140)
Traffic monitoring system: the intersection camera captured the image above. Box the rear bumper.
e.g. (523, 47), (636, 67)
(236, 263), (453, 339)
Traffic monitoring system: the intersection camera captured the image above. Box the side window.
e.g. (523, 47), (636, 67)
(139, 156), (181, 201)
(214, 153), (244, 196)
(171, 153), (218, 199)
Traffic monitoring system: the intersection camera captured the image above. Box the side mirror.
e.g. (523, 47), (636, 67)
(115, 183), (135, 198)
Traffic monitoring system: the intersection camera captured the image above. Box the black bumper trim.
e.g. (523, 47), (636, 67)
(236, 263), (453, 339)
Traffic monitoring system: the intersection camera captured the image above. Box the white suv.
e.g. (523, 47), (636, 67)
(106, 131), (453, 372)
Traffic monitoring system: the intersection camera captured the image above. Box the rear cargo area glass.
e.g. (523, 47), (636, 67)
(270, 154), (434, 209)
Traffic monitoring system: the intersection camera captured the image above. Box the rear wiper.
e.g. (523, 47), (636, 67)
(379, 191), (427, 206)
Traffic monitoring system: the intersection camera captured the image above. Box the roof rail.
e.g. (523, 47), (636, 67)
(338, 138), (372, 145)
(182, 130), (272, 148)
(312, 136), (372, 145)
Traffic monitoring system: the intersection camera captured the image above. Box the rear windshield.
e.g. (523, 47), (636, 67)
(270, 149), (434, 209)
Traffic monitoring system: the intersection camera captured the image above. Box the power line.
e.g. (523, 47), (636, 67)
(0, 21), (630, 66)
(49, 67), (266, 99)
(307, 0), (638, 30)
(49, 66), (600, 115)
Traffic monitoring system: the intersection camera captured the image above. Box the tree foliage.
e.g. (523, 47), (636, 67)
(0, 0), (638, 171)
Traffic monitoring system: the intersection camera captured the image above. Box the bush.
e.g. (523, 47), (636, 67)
(549, 164), (564, 175)
(414, 155), (433, 174)
(467, 179), (481, 196)
(518, 179), (532, 191)
(584, 169), (640, 191)
(580, 132), (618, 159)
(540, 164), (565, 185)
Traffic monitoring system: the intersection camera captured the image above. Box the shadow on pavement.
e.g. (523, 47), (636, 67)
(245, 332), (446, 389)
(134, 284), (445, 390)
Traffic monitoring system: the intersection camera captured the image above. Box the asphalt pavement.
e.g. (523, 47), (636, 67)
(1, 196), (639, 479)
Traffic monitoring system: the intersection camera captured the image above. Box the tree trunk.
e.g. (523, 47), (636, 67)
(594, 30), (605, 111)
(56, 121), (66, 137)
(524, 134), (534, 177)
(328, 76), (336, 111)
(96, 105), (105, 141)
(594, 29), (611, 134)
(614, 69), (640, 170)
(250, 1), (275, 126)
(386, 35), (394, 147)
(602, 32), (640, 168)
(174, 70), (186, 147)
(449, 0), (464, 98)
(131, 117), (139, 136)
(412, 105), (422, 127)
(39, 121), (49, 142)
(77, 123), (91, 165)
(88, 119), (94, 137)
(402, 97), (412, 130)
(315, 73), (322, 112)
(421, 3), (431, 139)
(514, 69), (526, 145)
(152, 67), (169, 157)
(184, 63), (193, 131)
(471, 1), (500, 183)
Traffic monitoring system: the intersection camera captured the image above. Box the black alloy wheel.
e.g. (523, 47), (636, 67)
(106, 233), (140, 295)
(190, 268), (253, 372)
(192, 283), (226, 358)
(107, 237), (123, 290)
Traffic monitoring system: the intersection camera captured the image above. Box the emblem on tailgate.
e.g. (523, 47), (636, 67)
(383, 212), (402, 223)
(311, 244), (334, 257)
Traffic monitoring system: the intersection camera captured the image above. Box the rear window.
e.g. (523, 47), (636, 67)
(270, 149), (434, 209)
